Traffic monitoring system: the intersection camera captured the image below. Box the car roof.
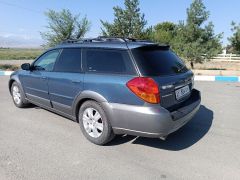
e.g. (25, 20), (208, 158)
(54, 37), (169, 50)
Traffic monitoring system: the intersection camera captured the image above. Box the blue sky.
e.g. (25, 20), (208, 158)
(0, 0), (239, 47)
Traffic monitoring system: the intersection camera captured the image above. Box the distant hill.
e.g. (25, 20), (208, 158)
(0, 35), (43, 48)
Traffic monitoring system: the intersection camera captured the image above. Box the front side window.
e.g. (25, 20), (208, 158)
(83, 49), (135, 75)
(33, 49), (60, 71)
(54, 48), (82, 73)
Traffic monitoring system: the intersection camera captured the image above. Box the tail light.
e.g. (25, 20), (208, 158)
(126, 77), (160, 104)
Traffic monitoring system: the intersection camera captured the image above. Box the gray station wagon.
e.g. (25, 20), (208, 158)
(9, 37), (201, 145)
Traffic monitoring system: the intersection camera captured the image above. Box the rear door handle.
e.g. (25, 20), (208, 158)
(71, 80), (81, 83)
(42, 76), (47, 80)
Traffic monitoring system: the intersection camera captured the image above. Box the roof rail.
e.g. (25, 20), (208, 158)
(61, 36), (154, 44)
(61, 37), (107, 44)
(61, 39), (83, 44)
(97, 36), (126, 42)
(97, 36), (155, 44)
(97, 36), (139, 42)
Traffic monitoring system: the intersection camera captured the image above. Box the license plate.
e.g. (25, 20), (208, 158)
(175, 85), (190, 100)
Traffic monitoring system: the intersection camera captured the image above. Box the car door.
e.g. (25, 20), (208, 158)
(47, 48), (84, 115)
(20, 49), (61, 107)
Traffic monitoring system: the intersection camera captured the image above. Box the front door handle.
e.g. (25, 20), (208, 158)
(42, 76), (47, 80)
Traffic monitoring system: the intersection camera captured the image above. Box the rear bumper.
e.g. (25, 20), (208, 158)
(103, 89), (201, 138)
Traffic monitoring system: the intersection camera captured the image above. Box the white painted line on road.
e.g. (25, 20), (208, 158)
(4, 71), (14, 75)
(194, 76), (215, 81)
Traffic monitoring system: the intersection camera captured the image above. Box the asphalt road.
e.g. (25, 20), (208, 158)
(0, 76), (240, 180)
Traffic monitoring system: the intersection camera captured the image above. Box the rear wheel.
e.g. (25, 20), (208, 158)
(11, 82), (28, 108)
(78, 100), (115, 145)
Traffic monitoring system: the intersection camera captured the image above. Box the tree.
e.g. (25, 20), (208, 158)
(175, 0), (222, 69)
(228, 22), (240, 54)
(100, 0), (147, 39)
(152, 22), (177, 45)
(41, 9), (90, 47)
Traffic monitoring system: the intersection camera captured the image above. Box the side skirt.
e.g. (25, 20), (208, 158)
(26, 98), (77, 122)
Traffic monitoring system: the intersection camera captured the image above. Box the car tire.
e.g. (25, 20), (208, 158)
(78, 100), (115, 145)
(11, 82), (29, 108)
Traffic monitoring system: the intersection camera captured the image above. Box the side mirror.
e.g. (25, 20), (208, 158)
(21, 63), (31, 71)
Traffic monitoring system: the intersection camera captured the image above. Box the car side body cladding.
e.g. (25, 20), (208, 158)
(102, 102), (172, 134)
(108, 89), (201, 137)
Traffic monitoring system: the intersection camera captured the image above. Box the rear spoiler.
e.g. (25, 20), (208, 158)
(134, 44), (170, 51)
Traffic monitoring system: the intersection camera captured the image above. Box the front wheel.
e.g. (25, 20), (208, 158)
(78, 100), (115, 145)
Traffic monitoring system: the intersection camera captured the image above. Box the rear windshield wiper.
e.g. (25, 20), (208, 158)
(177, 65), (187, 73)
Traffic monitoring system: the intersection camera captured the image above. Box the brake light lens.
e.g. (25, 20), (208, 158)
(126, 77), (160, 104)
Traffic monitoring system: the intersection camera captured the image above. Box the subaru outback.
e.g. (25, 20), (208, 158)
(9, 37), (201, 145)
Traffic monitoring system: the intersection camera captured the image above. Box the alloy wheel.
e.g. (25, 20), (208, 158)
(82, 108), (104, 138)
(12, 86), (21, 104)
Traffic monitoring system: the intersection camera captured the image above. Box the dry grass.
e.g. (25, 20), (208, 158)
(0, 64), (19, 71)
(186, 61), (240, 71)
(0, 48), (43, 60)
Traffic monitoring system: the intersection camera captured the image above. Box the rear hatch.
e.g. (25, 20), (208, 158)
(131, 45), (194, 111)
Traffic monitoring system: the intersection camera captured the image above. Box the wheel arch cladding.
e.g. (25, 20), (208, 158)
(73, 90), (108, 122)
(9, 79), (15, 93)
(9, 76), (28, 103)
(9, 75), (21, 93)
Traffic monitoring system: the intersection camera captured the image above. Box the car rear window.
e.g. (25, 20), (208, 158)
(83, 49), (136, 75)
(132, 46), (188, 76)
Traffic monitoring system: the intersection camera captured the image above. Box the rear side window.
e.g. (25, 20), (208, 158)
(54, 48), (82, 73)
(83, 49), (136, 75)
(132, 46), (188, 76)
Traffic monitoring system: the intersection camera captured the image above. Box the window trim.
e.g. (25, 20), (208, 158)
(52, 47), (83, 73)
(82, 48), (137, 75)
(31, 48), (62, 72)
